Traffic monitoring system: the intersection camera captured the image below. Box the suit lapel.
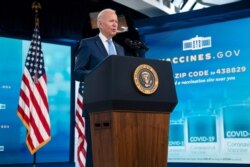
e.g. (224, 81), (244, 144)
(94, 36), (109, 57)
(114, 43), (121, 55)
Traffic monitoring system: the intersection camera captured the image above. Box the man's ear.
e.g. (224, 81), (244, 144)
(97, 21), (103, 29)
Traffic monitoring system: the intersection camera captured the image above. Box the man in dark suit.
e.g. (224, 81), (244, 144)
(74, 8), (125, 167)
(74, 8), (125, 81)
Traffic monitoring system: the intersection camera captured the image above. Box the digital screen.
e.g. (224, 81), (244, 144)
(0, 37), (72, 164)
(141, 17), (250, 164)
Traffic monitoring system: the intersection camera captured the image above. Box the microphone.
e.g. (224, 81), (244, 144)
(124, 38), (134, 48)
(124, 38), (149, 51)
(134, 40), (149, 51)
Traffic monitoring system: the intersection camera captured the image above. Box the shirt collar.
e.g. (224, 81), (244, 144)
(99, 32), (113, 43)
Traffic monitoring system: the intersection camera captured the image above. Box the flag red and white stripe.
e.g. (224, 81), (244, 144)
(75, 82), (87, 167)
(17, 26), (51, 154)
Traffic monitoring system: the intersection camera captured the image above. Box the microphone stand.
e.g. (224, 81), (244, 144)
(135, 49), (141, 57)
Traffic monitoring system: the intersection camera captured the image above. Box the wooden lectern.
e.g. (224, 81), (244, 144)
(84, 56), (177, 167)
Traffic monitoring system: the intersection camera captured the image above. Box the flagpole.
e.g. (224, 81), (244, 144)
(33, 153), (37, 167)
(31, 2), (41, 167)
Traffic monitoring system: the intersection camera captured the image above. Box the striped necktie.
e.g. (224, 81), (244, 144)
(107, 39), (116, 55)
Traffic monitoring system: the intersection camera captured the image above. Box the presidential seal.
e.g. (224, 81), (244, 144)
(133, 64), (159, 95)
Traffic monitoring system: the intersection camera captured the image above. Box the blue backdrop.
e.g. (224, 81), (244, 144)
(141, 17), (250, 164)
(0, 37), (72, 165)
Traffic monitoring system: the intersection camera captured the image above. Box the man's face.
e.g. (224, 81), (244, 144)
(99, 12), (118, 39)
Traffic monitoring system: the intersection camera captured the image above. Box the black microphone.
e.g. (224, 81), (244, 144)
(124, 38), (134, 48)
(124, 38), (149, 51)
(134, 40), (149, 51)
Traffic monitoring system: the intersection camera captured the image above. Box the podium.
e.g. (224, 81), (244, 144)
(84, 56), (177, 167)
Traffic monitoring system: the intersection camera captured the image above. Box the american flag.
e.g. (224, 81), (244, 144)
(17, 26), (51, 154)
(75, 82), (87, 167)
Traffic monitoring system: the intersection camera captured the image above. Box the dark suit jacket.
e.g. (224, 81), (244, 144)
(74, 35), (125, 81)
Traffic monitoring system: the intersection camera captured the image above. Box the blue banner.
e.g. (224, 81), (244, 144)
(143, 17), (250, 164)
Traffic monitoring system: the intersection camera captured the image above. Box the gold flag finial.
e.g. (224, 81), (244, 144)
(32, 2), (41, 27)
